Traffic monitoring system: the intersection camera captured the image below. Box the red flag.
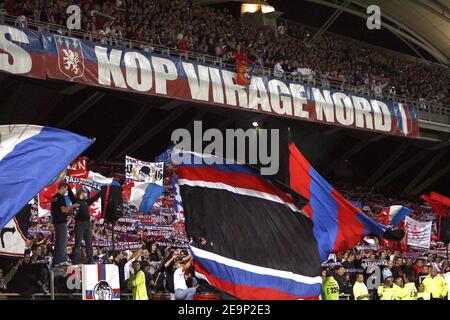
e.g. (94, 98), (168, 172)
(421, 192), (450, 217)
(233, 50), (254, 86)
(67, 156), (89, 178)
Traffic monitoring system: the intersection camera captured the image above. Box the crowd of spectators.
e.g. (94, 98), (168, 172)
(0, 0), (448, 106)
(322, 248), (449, 300)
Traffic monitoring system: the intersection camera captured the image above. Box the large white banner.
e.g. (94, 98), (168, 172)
(0, 217), (26, 257)
(82, 264), (120, 300)
(405, 216), (432, 249)
(125, 155), (163, 185)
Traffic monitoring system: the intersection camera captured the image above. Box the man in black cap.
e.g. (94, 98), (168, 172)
(51, 182), (79, 267)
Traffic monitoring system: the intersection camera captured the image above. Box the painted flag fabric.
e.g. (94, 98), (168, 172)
(122, 182), (164, 214)
(0, 204), (31, 257)
(288, 143), (391, 261)
(421, 192), (450, 217)
(233, 50), (255, 86)
(175, 151), (322, 300)
(405, 216), (432, 249)
(155, 145), (174, 165)
(82, 264), (120, 300)
(123, 156), (164, 213)
(67, 156), (89, 178)
(0, 125), (93, 229)
(87, 170), (119, 186)
(386, 205), (412, 227)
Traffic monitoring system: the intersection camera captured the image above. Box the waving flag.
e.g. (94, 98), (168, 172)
(176, 151), (321, 300)
(288, 143), (394, 261)
(155, 145), (174, 165)
(122, 182), (164, 213)
(386, 205), (412, 227)
(421, 192), (450, 217)
(87, 170), (119, 186)
(123, 156), (164, 213)
(233, 50), (255, 86)
(0, 204), (31, 257)
(0, 125), (93, 229)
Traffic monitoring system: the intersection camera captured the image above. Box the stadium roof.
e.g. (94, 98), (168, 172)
(305, 0), (450, 65)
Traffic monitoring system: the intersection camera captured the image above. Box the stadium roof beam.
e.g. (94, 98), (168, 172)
(115, 107), (193, 160)
(98, 101), (183, 162)
(403, 148), (448, 195)
(306, 0), (352, 46)
(56, 91), (105, 129)
(305, 0), (449, 65)
(366, 143), (408, 186)
(408, 162), (450, 195)
(373, 150), (429, 188)
(59, 84), (86, 95)
(323, 134), (386, 174)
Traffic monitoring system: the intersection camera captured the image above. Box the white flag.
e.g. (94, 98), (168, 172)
(405, 216), (432, 249)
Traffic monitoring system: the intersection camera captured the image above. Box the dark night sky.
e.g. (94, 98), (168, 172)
(266, 0), (436, 62)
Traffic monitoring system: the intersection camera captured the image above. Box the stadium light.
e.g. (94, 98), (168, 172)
(252, 121), (259, 128)
(241, 2), (275, 15)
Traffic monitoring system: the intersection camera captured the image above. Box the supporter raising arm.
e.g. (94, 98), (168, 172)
(67, 188), (103, 264)
(51, 182), (80, 267)
(174, 254), (198, 300)
(127, 260), (148, 300)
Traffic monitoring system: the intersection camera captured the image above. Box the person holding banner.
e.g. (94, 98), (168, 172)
(67, 188), (103, 265)
(51, 183), (80, 267)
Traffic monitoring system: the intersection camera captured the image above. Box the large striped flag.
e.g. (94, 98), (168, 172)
(0, 125), (93, 229)
(175, 151), (322, 300)
(288, 143), (400, 261)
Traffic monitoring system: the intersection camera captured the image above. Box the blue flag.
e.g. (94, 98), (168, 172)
(0, 125), (93, 229)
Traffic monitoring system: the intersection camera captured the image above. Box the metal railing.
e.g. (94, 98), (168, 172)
(0, 14), (448, 126)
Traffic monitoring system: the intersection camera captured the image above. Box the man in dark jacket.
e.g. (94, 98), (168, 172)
(68, 188), (102, 264)
(334, 266), (352, 296)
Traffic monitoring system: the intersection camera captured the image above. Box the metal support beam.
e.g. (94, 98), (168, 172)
(373, 150), (429, 188)
(366, 143), (408, 185)
(59, 84), (86, 95)
(324, 134), (385, 174)
(116, 107), (190, 159)
(409, 163), (450, 195)
(306, 0), (351, 46)
(57, 91), (105, 128)
(97, 107), (153, 162)
(305, 0), (448, 64)
(403, 149), (448, 195)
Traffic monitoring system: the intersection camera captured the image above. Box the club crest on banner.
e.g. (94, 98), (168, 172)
(82, 264), (120, 300)
(93, 280), (113, 300)
(54, 35), (85, 81)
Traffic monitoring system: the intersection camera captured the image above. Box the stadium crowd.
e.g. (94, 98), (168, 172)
(0, 0), (449, 301)
(1, 0), (449, 106)
(0, 170), (448, 300)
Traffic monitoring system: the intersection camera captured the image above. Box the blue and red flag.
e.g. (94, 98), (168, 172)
(175, 151), (322, 300)
(289, 143), (390, 261)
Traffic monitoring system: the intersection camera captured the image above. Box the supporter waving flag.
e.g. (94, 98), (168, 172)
(233, 50), (255, 86)
(0, 125), (93, 229)
(289, 143), (402, 261)
(175, 151), (322, 300)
